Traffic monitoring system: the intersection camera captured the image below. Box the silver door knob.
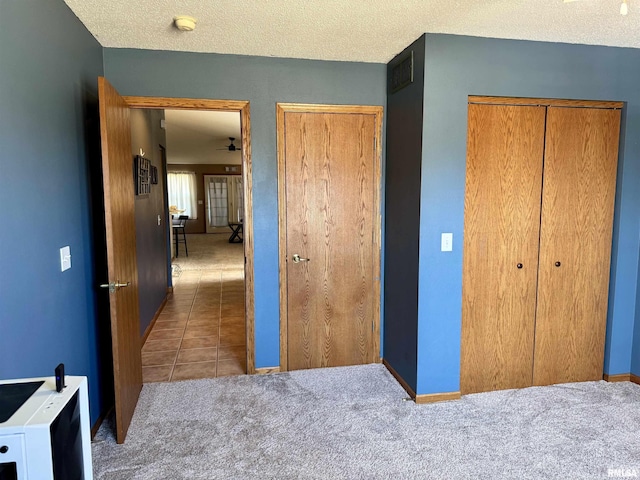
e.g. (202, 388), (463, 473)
(292, 254), (310, 263)
(99, 281), (131, 293)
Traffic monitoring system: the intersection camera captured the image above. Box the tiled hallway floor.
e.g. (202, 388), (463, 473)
(141, 267), (246, 383)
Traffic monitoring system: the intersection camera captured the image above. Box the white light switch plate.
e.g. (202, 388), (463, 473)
(60, 246), (71, 271)
(441, 233), (453, 252)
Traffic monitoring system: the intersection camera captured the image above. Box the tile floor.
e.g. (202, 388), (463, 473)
(141, 268), (246, 383)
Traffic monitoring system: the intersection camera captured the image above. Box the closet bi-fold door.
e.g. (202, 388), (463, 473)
(533, 106), (620, 386)
(461, 104), (546, 394)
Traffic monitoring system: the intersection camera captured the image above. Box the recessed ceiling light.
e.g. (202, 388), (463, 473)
(174, 15), (197, 32)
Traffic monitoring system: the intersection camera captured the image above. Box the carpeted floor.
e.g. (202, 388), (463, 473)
(91, 364), (640, 479)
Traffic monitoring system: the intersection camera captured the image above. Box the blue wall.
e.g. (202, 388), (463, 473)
(130, 109), (169, 337)
(0, 2), (107, 422)
(383, 36), (426, 392)
(416, 34), (640, 394)
(102, 49), (387, 368)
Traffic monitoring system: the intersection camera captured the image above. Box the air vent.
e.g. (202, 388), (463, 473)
(389, 51), (414, 94)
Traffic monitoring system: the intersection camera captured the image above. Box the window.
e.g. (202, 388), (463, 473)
(167, 171), (197, 219)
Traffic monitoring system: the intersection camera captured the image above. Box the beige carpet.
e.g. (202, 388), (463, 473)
(91, 364), (640, 479)
(172, 233), (244, 272)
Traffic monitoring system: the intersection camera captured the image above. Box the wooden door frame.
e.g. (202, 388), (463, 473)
(123, 96), (257, 373)
(276, 103), (384, 371)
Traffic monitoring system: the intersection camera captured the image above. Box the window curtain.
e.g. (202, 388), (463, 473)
(167, 172), (198, 219)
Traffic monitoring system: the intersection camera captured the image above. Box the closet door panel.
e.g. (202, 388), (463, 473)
(461, 104), (546, 394)
(533, 107), (620, 386)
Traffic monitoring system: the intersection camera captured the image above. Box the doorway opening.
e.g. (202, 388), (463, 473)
(127, 98), (255, 383)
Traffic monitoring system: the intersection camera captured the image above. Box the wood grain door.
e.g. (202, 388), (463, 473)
(98, 77), (142, 443)
(533, 107), (620, 386)
(278, 106), (381, 371)
(461, 103), (546, 394)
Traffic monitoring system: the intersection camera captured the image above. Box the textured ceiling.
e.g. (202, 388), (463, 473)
(164, 110), (241, 165)
(165, 110), (240, 139)
(64, 0), (640, 63)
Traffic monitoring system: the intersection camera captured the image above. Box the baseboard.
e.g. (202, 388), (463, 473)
(383, 359), (461, 404)
(603, 373), (631, 382)
(382, 358), (416, 399)
(90, 408), (111, 439)
(603, 373), (640, 386)
(415, 391), (461, 404)
(141, 294), (169, 347)
(255, 366), (280, 375)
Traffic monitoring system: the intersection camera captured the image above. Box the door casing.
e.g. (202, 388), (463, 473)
(276, 103), (384, 371)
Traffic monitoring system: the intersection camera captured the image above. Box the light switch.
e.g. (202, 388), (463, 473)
(198, 200), (203, 205)
(441, 233), (453, 252)
(60, 246), (71, 272)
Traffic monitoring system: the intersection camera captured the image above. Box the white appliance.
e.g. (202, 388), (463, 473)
(0, 376), (93, 480)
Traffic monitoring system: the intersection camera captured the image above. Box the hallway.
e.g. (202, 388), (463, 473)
(141, 234), (246, 382)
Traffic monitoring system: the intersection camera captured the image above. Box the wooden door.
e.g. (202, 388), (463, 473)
(278, 105), (382, 371)
(533, 107), (620, 385)
(461, 103), (546, 394)
(98, 77), (142, 443)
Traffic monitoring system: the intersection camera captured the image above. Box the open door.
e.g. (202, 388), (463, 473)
(98, 77), (142, 443)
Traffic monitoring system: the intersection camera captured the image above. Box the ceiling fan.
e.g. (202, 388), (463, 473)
(563, 0), (629, 15)
(217, 137), (241, 152)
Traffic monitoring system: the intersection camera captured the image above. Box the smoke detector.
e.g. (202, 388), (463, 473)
(174, 16), (197, 31)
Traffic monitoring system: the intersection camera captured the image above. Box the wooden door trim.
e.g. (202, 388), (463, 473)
(123, 96), (257, 374)
(276, 102), (383, 372)
(469, 96), (623, 109)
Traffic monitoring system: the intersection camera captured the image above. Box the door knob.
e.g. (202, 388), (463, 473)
(292, 254), (310, 263)
(99, 281), (131, 293)
(555, 261), (561, 267)
(517, 263), (523, 269)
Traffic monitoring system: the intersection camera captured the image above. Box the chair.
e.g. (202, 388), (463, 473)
(172, 215), (188, 257)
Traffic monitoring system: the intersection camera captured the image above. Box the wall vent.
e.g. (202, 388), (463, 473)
(389, 51), (414, 94)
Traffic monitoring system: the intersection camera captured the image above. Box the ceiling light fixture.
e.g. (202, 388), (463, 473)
(174, 15), (197, 31)
(621, 0), (629, 15)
